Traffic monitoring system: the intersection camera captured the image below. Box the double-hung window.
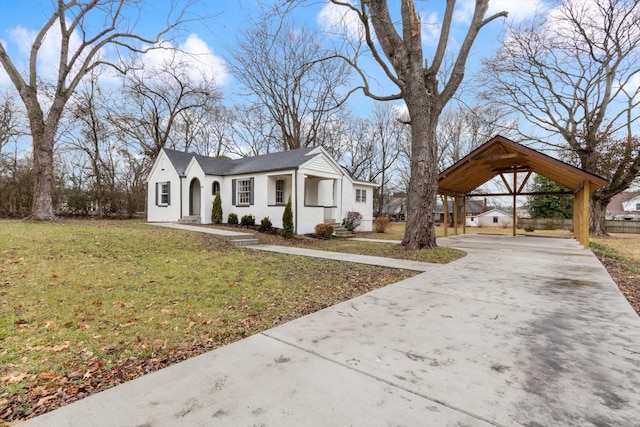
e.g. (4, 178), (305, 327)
(238, 179), (251, 205)
(356, 189), (366, 203)
(275, 179), (285, 205)
(156, 181), (170, 206)
(232, 178), (254, 206)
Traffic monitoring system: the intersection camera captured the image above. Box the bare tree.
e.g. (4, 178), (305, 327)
(480, 0), (640, 235)
(369, 104), (402, 215)
(329, 0), (507, 249)
(111, 51), (220, 169)
(0, 0), (196, 220)
(230, 18), (351, 151)
(227, 105), (280, 157)
(0, 92), (24, 155)
(63, 74), (121, 217)
(438, 104), (516, 168)
(174, 105), (231, 157)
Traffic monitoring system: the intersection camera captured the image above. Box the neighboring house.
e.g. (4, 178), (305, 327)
(466, 208), (513, 227)
(435, 199), (483, 224)
(606, 191), (640, 220)
(383, 192), (407, 221)
(147, 146), (377, 234)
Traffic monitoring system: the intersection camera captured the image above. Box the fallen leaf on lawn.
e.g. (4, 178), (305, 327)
(36, 394), (58, 407)
(44, 321), (56, 330)
(1, 371), (29, 384)
(50, 341), (70, 352)
(38, 372), (59, 380)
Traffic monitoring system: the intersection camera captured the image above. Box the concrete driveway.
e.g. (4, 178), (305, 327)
(21, 234), (640, 426)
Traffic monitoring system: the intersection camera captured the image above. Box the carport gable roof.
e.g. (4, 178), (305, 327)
(438, 135), (608, 196)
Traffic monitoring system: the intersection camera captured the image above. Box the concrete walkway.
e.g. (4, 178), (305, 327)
(21, 233), (640, 426)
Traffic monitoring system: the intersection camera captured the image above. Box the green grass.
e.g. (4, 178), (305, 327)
(591, 235), (640, 273)
(0, 219), (416, 406)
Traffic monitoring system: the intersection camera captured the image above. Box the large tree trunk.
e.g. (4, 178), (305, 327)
(589, 194), (609, 237)
(31, 126), (56, 220)
(401, 96), (440, 249)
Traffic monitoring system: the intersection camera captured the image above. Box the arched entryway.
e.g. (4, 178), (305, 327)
(189, 178), (201, 217)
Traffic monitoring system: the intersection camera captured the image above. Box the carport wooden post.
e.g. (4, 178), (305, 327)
(575, 180), (591, 249)
(462, 197), (467, 234)
(512, 171), (517, 237)
(443, 195), (449, 237)
(453, 196), (459, 235)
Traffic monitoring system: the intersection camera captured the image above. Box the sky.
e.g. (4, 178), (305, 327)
(0, 0), (546, 116)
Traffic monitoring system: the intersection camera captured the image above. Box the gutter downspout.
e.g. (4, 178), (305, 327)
(294, 169), (298, 234)
(179, 176), (184, 219)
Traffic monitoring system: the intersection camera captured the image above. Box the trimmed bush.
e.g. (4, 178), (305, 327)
(282, 196), (294, 239)
(524, 224), (535, 232)
(211, 193), (223, 224)
(373, 216), (390, 233)
(314, 223), (334, 239)
(258, 216), (272, 232)
(241, 214), (256, 227)
(228, 213), (239, 225)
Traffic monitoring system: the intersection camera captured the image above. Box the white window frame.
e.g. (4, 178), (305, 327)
(238, 179), (251, 206)
(493, 216), (499, 224)
(158, 181), (170, 206)
(356, 188), (366, 203)
(275, 179), (285, 205)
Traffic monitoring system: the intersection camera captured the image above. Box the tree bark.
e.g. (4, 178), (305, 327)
(31, 129), (56, 220)
(589, 194), (610, 237)
(401, 75), (442, 249)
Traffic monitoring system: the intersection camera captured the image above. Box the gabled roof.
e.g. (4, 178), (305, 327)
(475, 208), (512, 218)
(162, 146), (318, 177)
(162, 149), (196, 176)
(438, 135), (608, 196)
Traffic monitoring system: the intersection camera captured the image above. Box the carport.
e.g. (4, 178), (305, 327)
(438, 135), (608, 249)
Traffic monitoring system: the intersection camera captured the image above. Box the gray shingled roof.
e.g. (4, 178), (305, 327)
(162, 149), (195, 176)
(162, 146), (318, 177)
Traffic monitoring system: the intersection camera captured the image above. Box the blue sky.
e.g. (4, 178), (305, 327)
(0, 0), (545, 116)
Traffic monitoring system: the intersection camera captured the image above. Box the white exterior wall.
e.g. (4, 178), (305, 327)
(147, 151), (182, 222)
(622, 196), (640, 212)
(474, 210), (513, 227)
(295, 170), (324, 234)
(343, 184), (375, 232)
(147, 148), (377, 234)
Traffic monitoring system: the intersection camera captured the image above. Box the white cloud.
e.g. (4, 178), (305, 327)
(488, 0), (545, 23)
(317, 1), (365, 41)
(135, 34), (229, 87)
(421, 11), (441, 45)
(454, 0), (544, 24)
(7, 23), (84, 83)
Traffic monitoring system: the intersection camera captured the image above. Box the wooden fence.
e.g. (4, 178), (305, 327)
(517, 218), (640, 234)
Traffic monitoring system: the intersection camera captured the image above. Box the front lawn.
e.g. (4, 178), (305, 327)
(0, 220), (416, 423)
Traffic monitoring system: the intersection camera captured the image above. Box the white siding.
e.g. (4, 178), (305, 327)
(344, 184), (374, 232)
(147, 152), (182, 222)
(147, 148), (377, 234)
(303, 154), (338, 176)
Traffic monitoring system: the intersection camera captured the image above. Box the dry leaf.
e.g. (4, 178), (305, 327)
(50, 341), (70, 352)
(1, 371), (28, 384)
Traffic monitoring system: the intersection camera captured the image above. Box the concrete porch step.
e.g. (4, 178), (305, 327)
(229, 238), (261, 247)
(178, 215), (201, 224)
(331, 223), (355, 238)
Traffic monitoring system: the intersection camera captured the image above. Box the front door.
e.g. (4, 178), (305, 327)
(189, 178), (201, 217)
